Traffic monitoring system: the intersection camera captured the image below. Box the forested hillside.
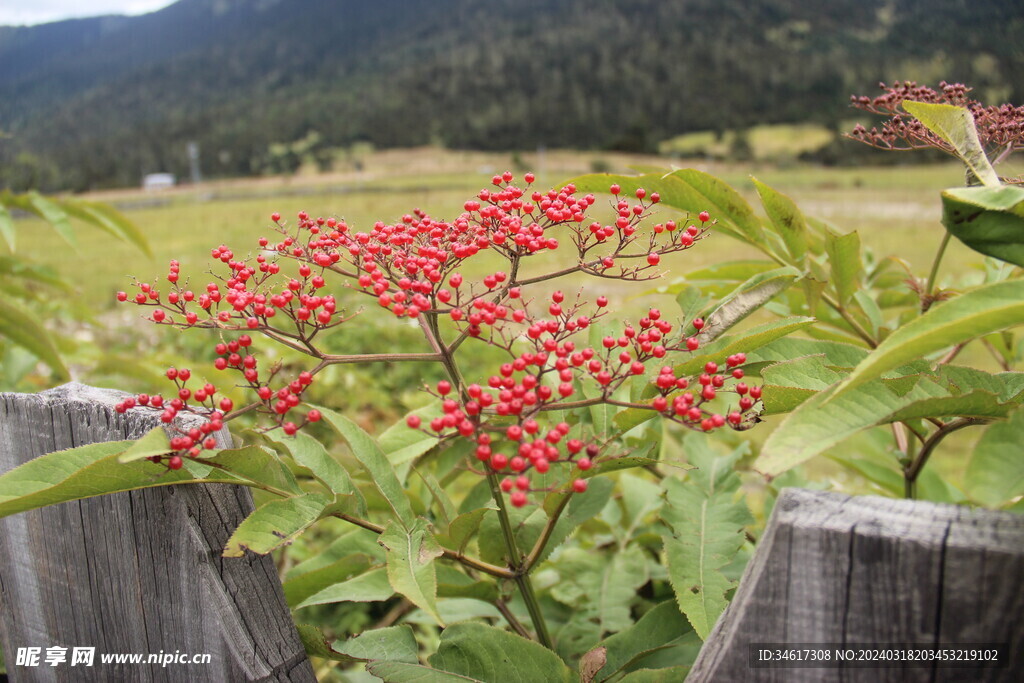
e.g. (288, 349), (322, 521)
(1, 0), (1020, 191)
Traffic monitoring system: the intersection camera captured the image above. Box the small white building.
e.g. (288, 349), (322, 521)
(142, 173), (176, 191)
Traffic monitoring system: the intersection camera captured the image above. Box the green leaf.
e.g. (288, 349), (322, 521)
(676, 316), (815, 377)
(965, 407), (1024, 507)
(282, 554), (375, 607)
(118, 426), (172, 462)
(295, 624), (360, 663)
(902, 101), (1000, 187)
(760, 356), (842, 414)
(427, 623), (574, 682)
(592, 601), (692, 682)
(696, 266), (802, 343)
(662, 443), (752, 640)
(213, 445), (303, 494)
(380, 518), (445, 625)
(0, 441), (247, 518)
(270, 432), (362, 506)
(746, 337), (869, 368)
(668, 169), (766, 246)
(831, 279), (1024, 399)
(26, 191), (77, 248)
(673, 284), (712, 326)
(58, 199), (152, 257)
(380, 402), (442, 482)
(223, 493), (331, 557)
(318, 406), (415, 527)
(296, 567), (394, 609)
(551, 545), (649, 652)
(752, 178), (807, 262)
(941, 185), (1024, 267)
(335, 625), (420, 664)
(756, 376), (934, 476)
(365, 661), (482, 682)
(0, 202), (15, 251)
(825, 230), (862, 306)
(437, 506), (494, 555)
(0, 298), (69, 379)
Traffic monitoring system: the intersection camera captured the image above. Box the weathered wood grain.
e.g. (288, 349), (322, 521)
(688, 488), (1024, 683)
(0, 383), (315, 682)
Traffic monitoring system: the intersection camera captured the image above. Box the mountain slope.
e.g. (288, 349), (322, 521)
(1, 0), (1021, 191)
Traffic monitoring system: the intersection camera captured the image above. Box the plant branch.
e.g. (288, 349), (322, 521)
(903, 418), (986, 498)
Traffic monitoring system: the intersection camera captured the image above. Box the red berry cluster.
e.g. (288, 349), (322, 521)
(116, 172), (763, 506)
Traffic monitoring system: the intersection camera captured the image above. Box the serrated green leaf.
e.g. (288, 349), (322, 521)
(746, 337), (869, 367)
(282, 554), (375, 607)
(592, 601), (691, 682)
(965, 407), (1024, 507)
(212, 445), (303, 494)
(668, 169), (766, 246)
(297, 566), (394, 609)
(0, 298), (69, 379)
(662, 474), (751, 640)
(761, 356), (844, 414)
(902, 101), (999, 187)
(941, 185), (1024, 267)
(296, 624), (360, 663)
(752, 178), (807, 262)
(118, 426), (172, 462)
(380, 518), (444, 625)
(0, 441), (246, 518)
(336, 624), (420, 664)
(437, 506), (494, 555)
(317, 405), (415, 527)
(427, 622), (574, 683)
(825, 230), (862, 306)
(270, 431), (362, 505)
(223, 493), (331, 557)
(551, 545), (649, 653)
(831, 279), (1024, 400)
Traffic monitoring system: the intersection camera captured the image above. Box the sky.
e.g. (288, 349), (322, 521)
(0, 0), (175, 26)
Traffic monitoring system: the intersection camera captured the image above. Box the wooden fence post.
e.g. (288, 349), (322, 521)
(688, 488), (1024, 682)
(0, 383), (315, 682)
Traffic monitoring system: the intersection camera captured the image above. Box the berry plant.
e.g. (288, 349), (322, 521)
(4, 83), (1021, 680)
(1, 172), (788, 679)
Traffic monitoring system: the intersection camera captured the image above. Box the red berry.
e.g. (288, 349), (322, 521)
(168, 455), (183, 470)
(437, 380), (452, 396)
(406, 415), (422, 429)
(647, 253), (660, 266)
(572, 479), (588, 493)
(510, 490), (528, 507)
(610, 184), (621, 195)
(699, 211), (711, 222)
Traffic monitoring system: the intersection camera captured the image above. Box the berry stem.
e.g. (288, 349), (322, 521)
(420, 302), (555, 649)
(522, 490), (573, 572)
